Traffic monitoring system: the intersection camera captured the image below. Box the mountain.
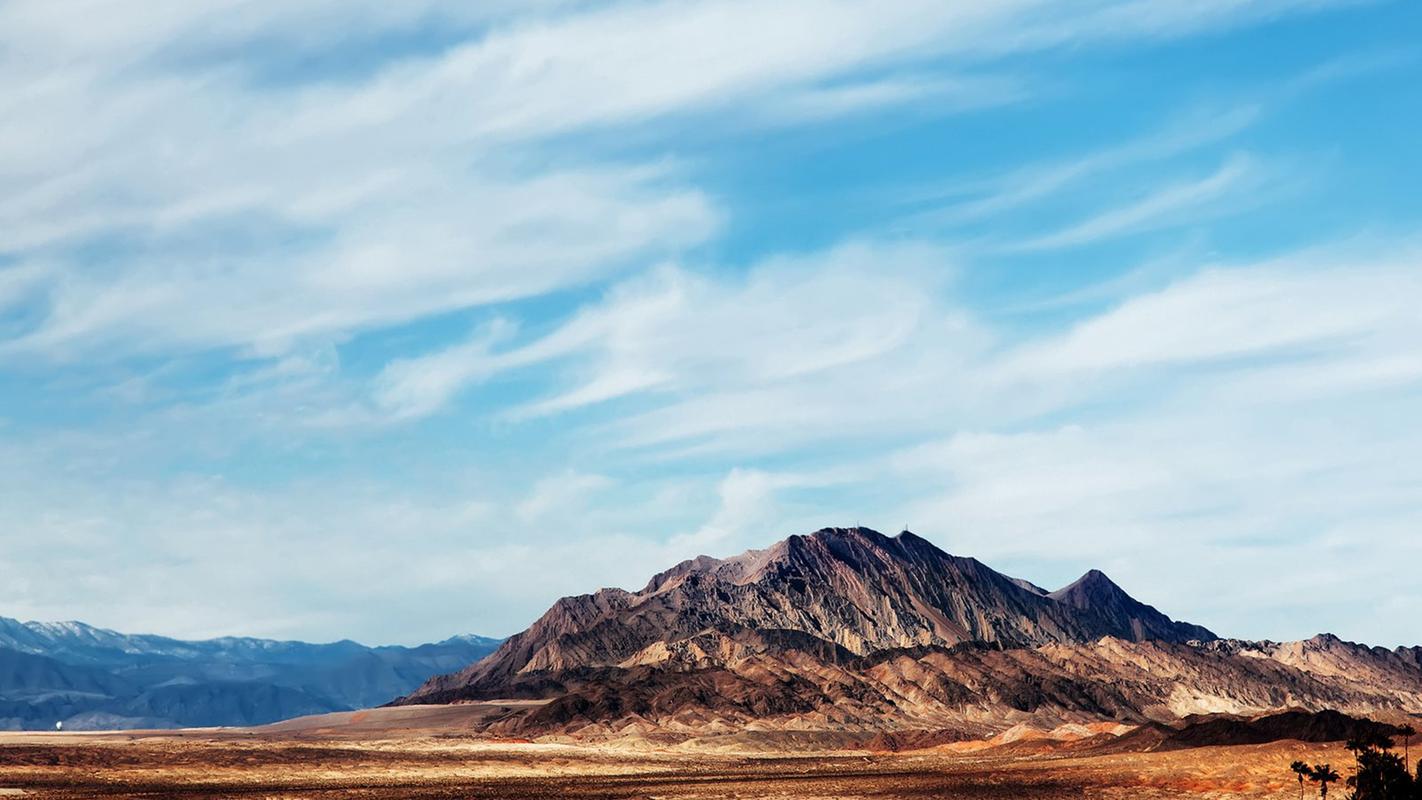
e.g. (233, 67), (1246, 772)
(407, 527), (1210, 703)
(398, 527), (1422, 745)
(0, 618), (501, 730)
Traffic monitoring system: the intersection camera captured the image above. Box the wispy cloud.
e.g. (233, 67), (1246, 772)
(760, 73), (1030, 126)
(902, 105), (1262, 227)
(1009, 154), (1260, 250)
(371, 320), (517, 420)
(371, 241), (953, 424)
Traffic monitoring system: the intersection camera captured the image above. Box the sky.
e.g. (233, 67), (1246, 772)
(1, 0), (1420, 648)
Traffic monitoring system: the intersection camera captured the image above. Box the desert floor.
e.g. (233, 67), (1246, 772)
(0, 705), (1350, 799)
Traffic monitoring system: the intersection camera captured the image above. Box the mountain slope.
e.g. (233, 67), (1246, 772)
(485, 636), (1422, 741)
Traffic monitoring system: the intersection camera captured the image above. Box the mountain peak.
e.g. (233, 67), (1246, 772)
(1051, 569), (1124, 602)
(1050, 568), (1215, 643)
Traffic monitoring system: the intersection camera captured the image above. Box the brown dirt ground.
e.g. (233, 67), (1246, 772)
(0, 705), (1358, 799)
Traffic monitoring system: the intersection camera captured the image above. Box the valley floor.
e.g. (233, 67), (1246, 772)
(0, 706), (1349, 799)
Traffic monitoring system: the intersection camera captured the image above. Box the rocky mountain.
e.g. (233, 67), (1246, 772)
(408, 527), (1211, 703)
(398, 527), (1422, 745)
(0, 617), (500, 730)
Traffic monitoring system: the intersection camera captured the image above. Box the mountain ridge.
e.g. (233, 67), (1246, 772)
(0, 616), (502, 730)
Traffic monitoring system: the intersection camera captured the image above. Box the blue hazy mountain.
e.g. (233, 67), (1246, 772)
(0, 617), (500, 730)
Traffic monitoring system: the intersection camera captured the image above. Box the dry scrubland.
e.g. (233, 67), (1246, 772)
(0, 706), (1358, 800)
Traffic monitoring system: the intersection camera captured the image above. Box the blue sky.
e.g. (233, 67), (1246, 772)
(1, 0), (1420, 646)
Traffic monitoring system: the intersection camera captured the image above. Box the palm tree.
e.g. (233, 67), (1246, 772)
(1400, 724), (1417, 774)
(1290, 760), (1310, 800)
(1309, 763), (1340, 799)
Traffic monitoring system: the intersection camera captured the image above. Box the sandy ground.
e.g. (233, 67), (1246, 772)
(0, 705), (1357, 799)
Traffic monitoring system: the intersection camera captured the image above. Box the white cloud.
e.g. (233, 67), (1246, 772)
(0, 0), (1354, 359)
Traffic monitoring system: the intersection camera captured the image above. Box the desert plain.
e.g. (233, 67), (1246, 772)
(0, 704), (1358, 800)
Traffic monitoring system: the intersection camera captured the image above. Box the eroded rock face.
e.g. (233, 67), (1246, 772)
(397, 527), (1421, 741)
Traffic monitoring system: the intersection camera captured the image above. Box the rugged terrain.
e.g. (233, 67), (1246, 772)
(399, 527), (1422, 743)
(0, 618), (500, 730)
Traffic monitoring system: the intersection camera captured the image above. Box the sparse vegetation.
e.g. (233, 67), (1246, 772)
(1344, 729), (1420, 799)
(1291, 725), (1422, 799)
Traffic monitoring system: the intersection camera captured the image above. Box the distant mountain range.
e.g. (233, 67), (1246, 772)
(0, 617), (500, 730)
(399, 527), (1422, 744)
